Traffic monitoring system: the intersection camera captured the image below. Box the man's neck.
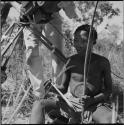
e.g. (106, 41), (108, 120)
(77, 49), (93, 56)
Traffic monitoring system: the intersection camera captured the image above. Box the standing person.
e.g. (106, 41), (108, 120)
(1, 1), (63, 123)
(34, 24), (113, 124)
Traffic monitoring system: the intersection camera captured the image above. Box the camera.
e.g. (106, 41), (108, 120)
(20, 1), (61, 24)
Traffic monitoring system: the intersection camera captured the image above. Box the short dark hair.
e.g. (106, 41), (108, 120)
(74, 24), (97, 41)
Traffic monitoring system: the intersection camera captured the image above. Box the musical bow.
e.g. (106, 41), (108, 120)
(81, 1), (99, 123)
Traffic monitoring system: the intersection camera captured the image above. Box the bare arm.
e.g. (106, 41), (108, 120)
(56, 69), (71, 94)
(90, 58), (112, 105)
(83, 58), (112, 108)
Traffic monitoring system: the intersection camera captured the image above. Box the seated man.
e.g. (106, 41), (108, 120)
(31, 24), (113, 124)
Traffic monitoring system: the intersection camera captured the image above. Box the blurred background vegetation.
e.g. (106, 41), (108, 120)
(1, 1), (124, 123)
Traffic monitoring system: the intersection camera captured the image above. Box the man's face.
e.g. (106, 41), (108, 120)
(74, 30), (94, 53)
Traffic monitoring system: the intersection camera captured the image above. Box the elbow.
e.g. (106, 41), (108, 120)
(104, 90), (112, 101)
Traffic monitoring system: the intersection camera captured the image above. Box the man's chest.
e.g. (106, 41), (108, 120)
(69, 60), (101, 75)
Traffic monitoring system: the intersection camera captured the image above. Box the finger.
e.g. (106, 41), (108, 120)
(79, 97), (85, 102)
(84, 111), (88, 119)
(87, 111), (90, 118)
(81, 95), (90, 99)
(81, 95), (87, 98)
(79, 99), (85, 104)
(88, 112), (92, 122)
(84, 111), (87, 119)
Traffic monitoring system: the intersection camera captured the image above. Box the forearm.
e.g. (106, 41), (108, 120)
(89, 92), (111, 106)
(93, 93), (107, 103)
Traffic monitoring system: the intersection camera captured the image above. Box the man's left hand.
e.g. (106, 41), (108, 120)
(79, 95), (93, 109)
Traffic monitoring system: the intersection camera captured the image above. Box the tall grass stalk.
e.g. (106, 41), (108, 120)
(5, 84), (32, 124)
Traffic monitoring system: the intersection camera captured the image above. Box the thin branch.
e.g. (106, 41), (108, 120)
(5, 84), (32, 124)
(111, 71), (124, 79)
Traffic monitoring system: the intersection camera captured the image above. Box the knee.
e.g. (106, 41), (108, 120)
(93, 113), (112, 123)
(98, 116), (111, 123)
(30, 100), (45, 124)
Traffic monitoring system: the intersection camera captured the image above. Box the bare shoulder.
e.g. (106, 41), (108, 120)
(94, 53), (109, 61)
(93, 53), (111, 68)
(66, 54), (80, 68)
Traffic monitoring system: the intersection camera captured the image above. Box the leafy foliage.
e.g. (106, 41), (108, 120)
(73, 1), (120, 25)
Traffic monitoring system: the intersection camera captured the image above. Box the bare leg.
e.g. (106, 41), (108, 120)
(29, 97), (61, 124)
(92, 104), (112, 123)
(29, 100), (45, 124)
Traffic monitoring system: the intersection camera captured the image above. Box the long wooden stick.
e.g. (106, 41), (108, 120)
(1, 26), (24, 58)
(30, 26), (67, 63)
(1, 22), (15, 44)
(1, 30), (21, 69)
(81, 1), (99, 123)
(51, 82), (76, 112)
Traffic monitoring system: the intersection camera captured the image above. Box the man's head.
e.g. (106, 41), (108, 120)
(73, 24), (97, 53)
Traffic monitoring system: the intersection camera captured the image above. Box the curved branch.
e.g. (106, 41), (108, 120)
(83, 1), (99, 96)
